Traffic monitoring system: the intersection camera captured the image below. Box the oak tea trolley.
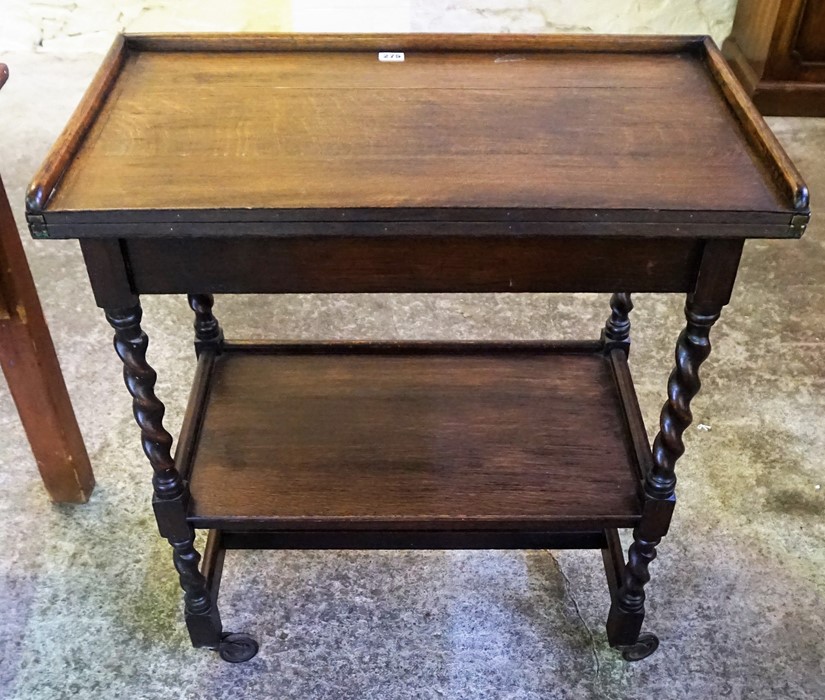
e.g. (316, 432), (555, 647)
(27, 34), (810, 663)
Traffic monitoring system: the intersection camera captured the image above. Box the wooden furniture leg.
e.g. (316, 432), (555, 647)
(602, 292), (633, 353)
(0, 79), (94, 503)
(105, 304), (218, 638)
(187, 294), (223, 353)
(606, 240), (743, 661)
(105, 302), (257, 662)
(608, 300), (720, 656)
(607, 298), (721, 659)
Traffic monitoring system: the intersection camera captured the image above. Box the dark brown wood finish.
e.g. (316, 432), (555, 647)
(105, 304), (182, 500)
(39, 217), (801, 239)
(174, 347), (217, 484)
(187, 293), (223, 356)
(603, 293), (634, 353)
(27, 34), (807, 239)
(25, 36), (127, 216)
(218, 529), (609, 551)
(126, 33), (704, 53)
(105, 303), (223, 649)
(202, 529), (225, 600)
(606, 239), (743, 654)
(29, 34), (809, 663)
(79, 239), (137, 308)
(184, 344), (643, 531)
(702, 37), (809, 211)
(609, 350), (654, 482)
(0, 65), (94, 503)
(723, 0), (825, 116)
(124, 236), (704, 298)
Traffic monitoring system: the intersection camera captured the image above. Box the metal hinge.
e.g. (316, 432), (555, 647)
(790, 213), (809, 237)
(26, 213), (48, 239)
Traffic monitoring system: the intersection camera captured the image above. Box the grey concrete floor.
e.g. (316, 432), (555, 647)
(0, 51), (824, 700)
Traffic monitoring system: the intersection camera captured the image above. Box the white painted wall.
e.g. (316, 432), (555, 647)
(1, 0), (736, 54)
(412, 0), (736, 41)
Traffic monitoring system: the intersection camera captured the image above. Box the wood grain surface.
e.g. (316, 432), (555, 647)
(0, 169), (95, 502)
(187, 348), (643, 530)
(46, 45), (789, 220)
(722, 0), (825, 116)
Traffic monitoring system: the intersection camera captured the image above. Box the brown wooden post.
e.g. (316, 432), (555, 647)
(0, 64), (95, 502)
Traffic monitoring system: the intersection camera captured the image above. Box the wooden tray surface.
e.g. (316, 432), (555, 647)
(27, 34), (809, 238)
(185, 345), (644, 531)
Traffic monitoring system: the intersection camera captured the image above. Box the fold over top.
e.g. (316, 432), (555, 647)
(26, 34), (810, 239)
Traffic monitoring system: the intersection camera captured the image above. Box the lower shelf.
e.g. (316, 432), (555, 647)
(179, 341), (648, 533)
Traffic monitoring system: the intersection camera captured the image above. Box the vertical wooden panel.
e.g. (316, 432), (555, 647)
(0, 173), (95, 502)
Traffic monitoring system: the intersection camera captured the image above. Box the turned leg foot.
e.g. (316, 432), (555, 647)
(606, 529), (660, 653)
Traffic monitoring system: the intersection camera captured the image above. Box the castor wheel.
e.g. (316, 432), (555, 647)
(619, 632), (660, 662)
(218, 632), (259, 663)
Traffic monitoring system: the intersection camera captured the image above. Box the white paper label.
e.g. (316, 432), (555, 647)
(378, 52), (405, 62)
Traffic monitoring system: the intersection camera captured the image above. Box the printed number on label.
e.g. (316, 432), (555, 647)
(378, 52), (405, 62)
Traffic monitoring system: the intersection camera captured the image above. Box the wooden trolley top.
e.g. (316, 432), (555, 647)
(26, 33), (809, 239)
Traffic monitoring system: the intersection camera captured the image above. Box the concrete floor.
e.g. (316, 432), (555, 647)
(1, 50), (824, 700)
